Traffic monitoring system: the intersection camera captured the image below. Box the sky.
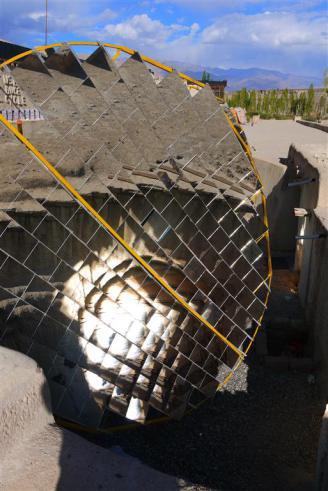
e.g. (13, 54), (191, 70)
(0, 0), (327, 77)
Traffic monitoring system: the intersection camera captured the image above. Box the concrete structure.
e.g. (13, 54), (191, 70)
(0, 346), (183, 490)
(246, 123), (328, 489)
(287, 145), (328, 490)
(207, 80), (227, 99)
(245, 120), (328, 255)
(297, 120), (328, 134)
(0, 41), (43, 120)
(289, 144), (328, 380)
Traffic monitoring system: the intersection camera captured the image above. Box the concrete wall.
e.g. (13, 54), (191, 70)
(289, 145), (328, 386)
(297, 120), (328, 134)
(0, 187), (258, 426)
(286, 144), (328, 489)
(255, 158), (299, 254)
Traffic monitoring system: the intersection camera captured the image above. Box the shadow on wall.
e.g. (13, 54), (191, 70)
(255, 158), (299, 256)
(0, 188), (323, 490)
(0, 190), (248, 429)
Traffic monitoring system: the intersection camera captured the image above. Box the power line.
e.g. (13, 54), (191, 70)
(45, 0), (48, 45)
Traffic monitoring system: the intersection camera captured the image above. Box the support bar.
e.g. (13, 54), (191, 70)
(288, 177), (316, 187)
(295, 233), (327, 240)
(0, 114), (244, 359)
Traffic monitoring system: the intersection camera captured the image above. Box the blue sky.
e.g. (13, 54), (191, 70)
(1, 0), (327, 77)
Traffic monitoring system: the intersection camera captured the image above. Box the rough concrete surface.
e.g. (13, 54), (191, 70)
(0, 347), (182, 491)
(0, 47), (326, 489)
(1, 346), (323, 491)
(297, 120), (328, 134)
(245, 120), (328, 166)
(0, 45), (268, 429)
(254, 157), (297, 253)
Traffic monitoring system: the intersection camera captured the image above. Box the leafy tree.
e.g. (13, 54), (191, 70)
(201, 70), (211, 83)
(269, 90), (278, 114)
(227, 85), (321, 119)
(248, 90), (257, 112)
(290, 91), (298, 116)
(324, 69), (328, 89)
(239, 87), (249, 109)
(318, 94), (327, 118)
(262, 92), (270, 114)
(281, 89), (289, 114)
(298, 92), (307, 116)
(256, 92), (263, 113)
(305, 83), (315, 115)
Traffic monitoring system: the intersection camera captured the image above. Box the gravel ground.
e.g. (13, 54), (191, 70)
(79, 353), (324, 491)
(71, 120), (326, 490)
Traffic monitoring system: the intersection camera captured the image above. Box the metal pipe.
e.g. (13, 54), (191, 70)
(288, 177), (316, 187)
(295, 233), (327, 240)
(45, 0), (48, 46)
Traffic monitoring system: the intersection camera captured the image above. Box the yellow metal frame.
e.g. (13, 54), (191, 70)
(0, 41), (272, 431)
(0, 114), (243, 358)
(0, 40), (214, 97)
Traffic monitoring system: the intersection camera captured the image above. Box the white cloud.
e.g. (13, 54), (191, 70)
(105, 14), (169, 42)
(201, 11), (327, 49)
(155, 0), (324, 10)
(28, 12), (46, 21)
(0, 1), (326, 76)
(103, 14), (196, 46)
(0, 0), (117, 42)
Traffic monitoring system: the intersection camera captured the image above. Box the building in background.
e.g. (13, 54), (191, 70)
(207, 80), (227, 99)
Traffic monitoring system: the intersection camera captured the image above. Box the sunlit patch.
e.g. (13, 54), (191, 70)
(0, 42), (270, 428)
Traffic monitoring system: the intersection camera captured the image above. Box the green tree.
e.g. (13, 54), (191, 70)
(268, 90), (277, 114)
(290, 91), (298, 116)
(298, 91), (307, 116)
(248, 90), (257, 112)
(228, 91), (240, 107)
(318, 94), (327, 118)
(281, 89), (289, 114)
(239, 87), (249, 109)
(324, 69), (328, 89)
(305, 83), (315, 115)
(256, 92), (263, 113)
(201, 70), (211, 83)
(262, 92), (270, 114)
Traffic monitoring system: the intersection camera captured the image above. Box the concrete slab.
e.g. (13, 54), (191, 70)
(0, 347), (181, 491)
(245, 119), (328, 167)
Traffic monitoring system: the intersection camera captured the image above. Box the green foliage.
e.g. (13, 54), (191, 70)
(318, 94), (327, 119)
(227, 84), (326, 121)
(324, 69), (328, 89)
(201, 70), (211, 83)
(305, 83), (315, 116)
(298, 92), (307, 115)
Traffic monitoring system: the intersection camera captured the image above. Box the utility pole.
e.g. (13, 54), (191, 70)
(45, 0), (48, 46)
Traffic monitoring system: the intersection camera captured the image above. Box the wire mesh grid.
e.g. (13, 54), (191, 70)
(0, 42), (271, 429)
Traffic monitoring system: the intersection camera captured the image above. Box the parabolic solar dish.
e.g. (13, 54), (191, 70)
(0, 43), (271, 429)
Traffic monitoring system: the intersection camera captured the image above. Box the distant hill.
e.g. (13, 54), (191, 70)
(164, 61), (322, 91)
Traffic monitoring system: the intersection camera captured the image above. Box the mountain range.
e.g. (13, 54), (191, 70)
(164, 61), (322, 91)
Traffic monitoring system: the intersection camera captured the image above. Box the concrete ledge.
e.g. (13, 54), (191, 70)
(0, 347), (182, 490)
(296, 120), (328, 134)
(0, 347), (53, 461)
